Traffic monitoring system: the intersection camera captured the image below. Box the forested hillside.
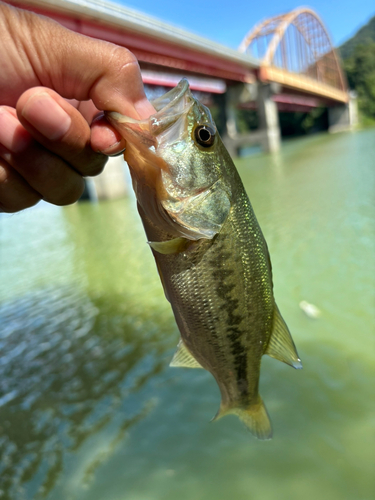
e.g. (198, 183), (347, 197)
(339, 15), (375, 123)
(339, 16), (375, 59)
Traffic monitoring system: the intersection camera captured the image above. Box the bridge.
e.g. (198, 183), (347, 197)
(7, 0), (357, 197)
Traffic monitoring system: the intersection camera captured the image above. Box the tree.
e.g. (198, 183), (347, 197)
(343, 42), (375, 120)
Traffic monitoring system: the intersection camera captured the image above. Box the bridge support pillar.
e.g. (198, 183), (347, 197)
(222, 84), (243, 157)
(328, 94), (358, 133)
(221, 83), (281, 156)
(256, 83), (281, 153)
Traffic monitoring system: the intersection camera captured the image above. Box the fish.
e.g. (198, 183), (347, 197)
(107, 79), (302, 439)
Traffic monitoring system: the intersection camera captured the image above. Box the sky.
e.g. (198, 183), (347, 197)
(115, 0), (374, 49)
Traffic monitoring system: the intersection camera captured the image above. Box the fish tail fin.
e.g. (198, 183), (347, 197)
(213, 396), (273, 440)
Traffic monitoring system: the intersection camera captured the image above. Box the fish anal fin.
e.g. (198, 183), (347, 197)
(148, 237), (189, 255)
(213, 396), (272, 440)
(170, 340), (203, 369)
(266, 305), (302, 369)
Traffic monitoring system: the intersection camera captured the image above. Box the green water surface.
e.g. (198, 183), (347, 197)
(0, 129), (374, 500)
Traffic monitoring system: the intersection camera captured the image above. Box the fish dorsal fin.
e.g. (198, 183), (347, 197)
(266, 305), (302, 369)
(170, 340), (203, 369)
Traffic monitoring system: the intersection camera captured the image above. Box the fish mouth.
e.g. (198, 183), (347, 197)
(105, 78), (196, 191)
(106, 78), (193, 146)
(151, 78), (190, 114)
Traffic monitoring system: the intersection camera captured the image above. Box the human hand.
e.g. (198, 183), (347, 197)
(0, 1), (155, 212)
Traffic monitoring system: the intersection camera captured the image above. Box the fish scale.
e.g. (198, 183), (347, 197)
(107, 79), (302, 439)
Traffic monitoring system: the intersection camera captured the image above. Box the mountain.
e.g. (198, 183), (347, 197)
(338, 15), (375, 122)
(339, 15), (375, 59)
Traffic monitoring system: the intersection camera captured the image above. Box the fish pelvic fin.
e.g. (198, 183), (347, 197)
(170, 340), (204, 369)
(213, 396), (272, 440)
(266, 305), (303, 369)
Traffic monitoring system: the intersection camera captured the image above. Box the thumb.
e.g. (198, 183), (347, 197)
(3, 2), (155, 119)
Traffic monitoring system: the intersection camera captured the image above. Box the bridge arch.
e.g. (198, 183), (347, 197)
(239, 7), (347, 97)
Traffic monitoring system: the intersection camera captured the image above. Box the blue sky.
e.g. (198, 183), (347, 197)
(116, 0), (374, 49)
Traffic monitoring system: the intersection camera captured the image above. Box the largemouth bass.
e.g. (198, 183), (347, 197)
(107, 79), (302, 439)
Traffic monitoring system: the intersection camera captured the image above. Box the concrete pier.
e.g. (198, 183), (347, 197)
(328, 93), (358, 133)
(222, 82), (281, 156)
(256, 83), (281, 153)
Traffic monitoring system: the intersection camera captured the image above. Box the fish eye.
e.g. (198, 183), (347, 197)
(194, 124), (216, 148)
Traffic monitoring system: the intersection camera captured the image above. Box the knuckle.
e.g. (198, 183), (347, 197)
(78, 154), (107, 177)
(0, 193), (40, 213)
(0, 160), (42, 212)
(44, 176), (85, 206)
(111, 46), (138, 69)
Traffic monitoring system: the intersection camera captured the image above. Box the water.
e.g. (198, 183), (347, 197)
(0, 129), (374, 500)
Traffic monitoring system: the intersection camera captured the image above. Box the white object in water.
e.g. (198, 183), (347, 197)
(299, 300), (321, 319)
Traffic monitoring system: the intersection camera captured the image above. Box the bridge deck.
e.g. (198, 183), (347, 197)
(261, 67), (348, 103)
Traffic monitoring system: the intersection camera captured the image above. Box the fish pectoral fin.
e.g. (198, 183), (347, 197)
(169, 340), (204, 369)
(266, 305), (302, 369)
(148, 237), (190, 255)
(213, 396), (272, 440)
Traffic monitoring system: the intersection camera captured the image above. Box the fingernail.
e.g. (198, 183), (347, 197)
(99, 141), (122, 155)
(106, 147), (126, 157)
(93, 125), (123, 155)
(0, 108), (32, 154)
(22, 92), (71, 140)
